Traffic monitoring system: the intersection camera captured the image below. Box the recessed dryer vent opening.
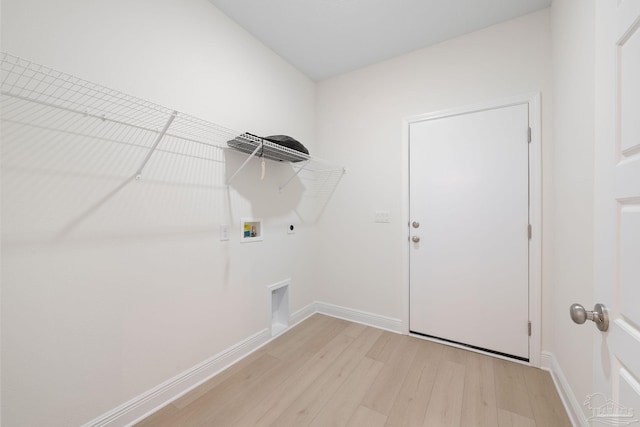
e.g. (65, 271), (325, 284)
(268, 280), (290, 337)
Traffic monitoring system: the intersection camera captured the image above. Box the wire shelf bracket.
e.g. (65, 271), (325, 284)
(135, 110), (177, 180)
(226, 140), (264, 185)
(278, 160), (311, 192)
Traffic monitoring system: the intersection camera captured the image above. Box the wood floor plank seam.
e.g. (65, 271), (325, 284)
(233, 332), (356, 426)
(266, 326), (384, 426)
(136, 314), (571, 427)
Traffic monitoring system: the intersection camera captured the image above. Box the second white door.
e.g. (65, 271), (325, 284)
(409, 103), (530, 360)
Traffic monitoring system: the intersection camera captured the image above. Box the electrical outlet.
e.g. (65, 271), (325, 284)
(220, 225), (229, 241)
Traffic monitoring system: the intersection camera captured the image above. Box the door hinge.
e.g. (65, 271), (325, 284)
(528, 321), (532, 336)
(528, 224), (532, 240)
(527, 127), (532, 143)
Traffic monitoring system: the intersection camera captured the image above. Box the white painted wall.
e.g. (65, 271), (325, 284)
(550, 0), (596, 418)
(1, 0), (318, 425)
(0, 1), (601, 424)
(314, 9), (553, 346)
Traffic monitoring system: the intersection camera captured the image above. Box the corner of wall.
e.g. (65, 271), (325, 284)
(541, 351), (588, 427)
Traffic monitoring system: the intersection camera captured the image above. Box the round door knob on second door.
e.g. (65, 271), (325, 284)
(570, 303), (609, 331)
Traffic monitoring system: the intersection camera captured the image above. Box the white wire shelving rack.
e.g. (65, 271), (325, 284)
(0, 52), (345, 192)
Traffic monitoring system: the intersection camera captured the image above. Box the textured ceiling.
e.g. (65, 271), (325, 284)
(209, 0), (551, 81)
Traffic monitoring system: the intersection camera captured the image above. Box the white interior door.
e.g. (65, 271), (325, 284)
(593, 0), (640, 421)
(409, 104), (530, 360)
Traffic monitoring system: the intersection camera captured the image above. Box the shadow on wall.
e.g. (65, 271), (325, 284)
(223, 148), (305, 219)
(0, 53), (344, 246)
(224, 144), (346, 225)
(0, 107), (339, 248)
(0, 119), (343, 251)
(0, 108), (230, 246)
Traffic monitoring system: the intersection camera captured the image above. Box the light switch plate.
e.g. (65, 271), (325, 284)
(220, 225), (229, 241)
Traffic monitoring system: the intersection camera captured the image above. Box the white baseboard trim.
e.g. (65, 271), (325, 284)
(84, 301), (401, 426)
(314, 301), (403, 333)
(82, 328), (271, 427)
(540, 351), (587, 427)
(289, 302), (318, 328)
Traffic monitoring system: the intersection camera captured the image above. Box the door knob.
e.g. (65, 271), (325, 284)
(570, 303), (609, 331)
(412, 236), (420, 243)
(412, 221), (420, 228)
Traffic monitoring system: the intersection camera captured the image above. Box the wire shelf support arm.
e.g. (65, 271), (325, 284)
(134, 110), (177, 179)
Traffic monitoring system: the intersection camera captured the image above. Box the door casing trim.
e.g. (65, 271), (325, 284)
(400, 93), (542, 367)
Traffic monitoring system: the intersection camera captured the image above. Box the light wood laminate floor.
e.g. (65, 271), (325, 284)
(136, 314), (571, 427)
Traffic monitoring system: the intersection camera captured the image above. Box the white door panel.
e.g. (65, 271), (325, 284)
(409, 104), (529, 360)
(593, 0), (640, 420)
(620, 6), (640, 154)
(620, 207), (640, 327)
